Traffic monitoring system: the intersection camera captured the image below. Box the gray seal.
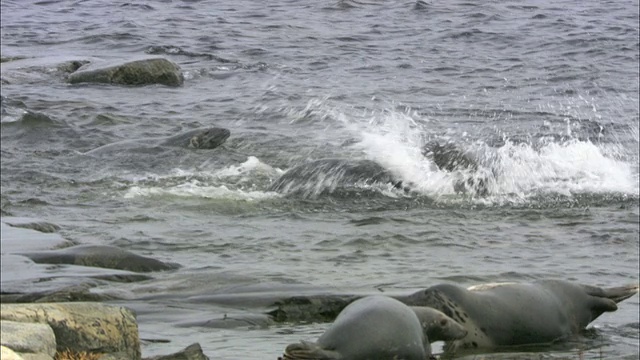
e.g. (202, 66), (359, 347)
(280, 295), (467, 360)
(85, 127), (230, 155)
(401, 280), (639, 352)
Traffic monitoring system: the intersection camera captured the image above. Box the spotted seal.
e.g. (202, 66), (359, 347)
(400, 280), (639, 353)
(85, 127), (230, 155)
(280, 295), (467, 360)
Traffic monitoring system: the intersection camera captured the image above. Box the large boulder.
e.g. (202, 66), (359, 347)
(68, 58), (184, 87)
(0, 303), (140, 360)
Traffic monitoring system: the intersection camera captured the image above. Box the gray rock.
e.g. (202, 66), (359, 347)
(1, 284), (120, 304)
(0, 320), (56, 358)
(18, 245), (180, 273)
(267, 294), (360, 323)
(68, 58), (184, 87)
(0, 302), (141, 360)
(0, 346), (24, 360)
(143, 343), (209, 360)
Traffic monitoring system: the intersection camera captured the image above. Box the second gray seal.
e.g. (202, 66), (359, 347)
(280, 295), (467, 360)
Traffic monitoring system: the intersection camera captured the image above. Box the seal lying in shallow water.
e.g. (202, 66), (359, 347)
(269, 158), (405, 196)
(399, 280), (639, 352)
(280, 295), (467, 360)
(85, 127), (230, 155)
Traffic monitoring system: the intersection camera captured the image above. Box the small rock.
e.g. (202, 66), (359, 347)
(143, 343), (209, 360)
(18, 245), (180, 273)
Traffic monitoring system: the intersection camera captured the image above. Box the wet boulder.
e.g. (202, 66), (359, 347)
(267, 294), (360, 323)
(18, 245), (180, 273)
(0, 302), (140, 360)
(68, 57), (184, 87)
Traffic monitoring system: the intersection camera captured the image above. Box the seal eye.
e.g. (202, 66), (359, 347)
(440, 318), (448, 327)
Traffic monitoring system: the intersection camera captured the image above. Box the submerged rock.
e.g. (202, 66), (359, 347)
(267, 294), (360, 323)
(0, 302), (140, 360)
(18, 245), (181, 273)
(143, 343), (209, 360)
(67, 58), (184, 87)
(1, 284), (121, 304)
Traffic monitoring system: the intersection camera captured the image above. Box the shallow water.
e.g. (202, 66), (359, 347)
(1, 0), (638, 358)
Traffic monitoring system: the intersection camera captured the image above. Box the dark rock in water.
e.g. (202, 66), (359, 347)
(68, 57), (184, 87)
(0, 56), (27, 63)
(18, 245), (181, 273)
(267, 294), (361, 323)
(143, 343), (210, 360)
(57, 60), (90, 73)
(422, 141), (478, 172)
(422, 141), (491, 196)
(3, 218), (61, 233)
(269, 159), (404, 196)
(0, 283), (120, 303)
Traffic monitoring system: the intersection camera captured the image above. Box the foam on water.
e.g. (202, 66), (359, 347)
(123, 156), (280, 201)
(343, 107), (639, 203)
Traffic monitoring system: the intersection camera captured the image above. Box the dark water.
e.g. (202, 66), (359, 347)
(1, 0), (638, 358)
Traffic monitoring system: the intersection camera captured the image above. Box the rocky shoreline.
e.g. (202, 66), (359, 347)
(0, 216), (210, 360)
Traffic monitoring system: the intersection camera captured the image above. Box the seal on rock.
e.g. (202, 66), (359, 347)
(400, 280), (639, 352)
(85, 127), (230, 155)
(280, 295), (467, 360)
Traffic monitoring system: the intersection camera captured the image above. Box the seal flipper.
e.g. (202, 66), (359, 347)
(281, 340), (341, 360)
(583, 283), (639, 304)
(584, 284), (639, 321)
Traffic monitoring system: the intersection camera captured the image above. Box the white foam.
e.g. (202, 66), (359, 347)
(339, 107), (638, 202)
(123, 157), (280, 201)
(124, 182), (279, 201)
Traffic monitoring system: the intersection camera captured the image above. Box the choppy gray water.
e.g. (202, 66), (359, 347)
(1, 0), (639, 358)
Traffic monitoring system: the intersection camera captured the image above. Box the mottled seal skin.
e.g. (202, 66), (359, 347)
(400, 280), (639, 352)
(85, 127), (230, 155)
(411, 306), (468, 345)
(281, 295), (429, 360)
(269, 158), (404, 195)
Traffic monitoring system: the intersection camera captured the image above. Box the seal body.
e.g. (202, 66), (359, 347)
(402, 280), (639, 351)
(282, 295), (429, 360)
